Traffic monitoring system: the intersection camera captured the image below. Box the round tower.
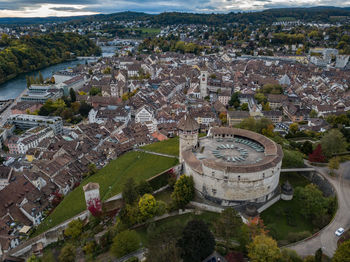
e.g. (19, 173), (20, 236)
(177, 113), (199, 162)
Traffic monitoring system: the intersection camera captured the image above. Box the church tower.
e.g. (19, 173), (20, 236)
(177, 113), (199, 162)
(200, 70), (208, 98)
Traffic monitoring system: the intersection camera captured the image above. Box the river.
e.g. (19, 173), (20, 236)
(0, 46), (116, 100)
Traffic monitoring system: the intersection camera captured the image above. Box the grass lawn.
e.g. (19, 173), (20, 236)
(141, 137), (179, 156)
(135, 211), (220, 246)
(262, 172), (314, 243)
(34, 152), (178, 236)
(261, 197), (314, 242)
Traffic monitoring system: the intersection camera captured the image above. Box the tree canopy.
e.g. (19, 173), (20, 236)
(177, 219), (215, 262)
(0, 32), (100, 85)
(171, 175), (195, 209)
(320, 129), (347, 158)
(333, 240), (350, 262)
(247, 234), (281, 262)
(110, 230), (140, 258)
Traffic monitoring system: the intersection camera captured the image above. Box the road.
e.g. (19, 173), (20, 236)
(289, 162), (350, 257)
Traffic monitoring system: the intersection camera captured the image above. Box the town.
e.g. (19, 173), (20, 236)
(0, 6), (350, 262)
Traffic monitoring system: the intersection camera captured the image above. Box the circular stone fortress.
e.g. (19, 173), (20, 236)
(178, 114), (283, 206)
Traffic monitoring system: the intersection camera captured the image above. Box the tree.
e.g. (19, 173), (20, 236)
(229, 92), (241, 109)
(321, 129), (347, 158)
(262, 102), (271, 111)
(282, 149), (304, 168)
(171, 175), (195, 209)
(247, 234), (281, 262)
(138, 193), (158, 220)
(301, 141), (313, 155)
(38, 71), (44, 84)
(79, 101), (92, 117)
(103, 67), (111, 74)
(177, 220), (215, 262)
(26, 75), (31, 88)
(69, 88), (76, 102)
(214, 208), (243, 246)
(295, 184), (327, 221)
(83, 241), (97, 256)
(314, 248), (322, 262)
(59, 243), (76, 262)
(136, 180), (153, 196)
(280, 248), (302, 262)
(110, 230), (140, 258)
(122, 178), (139, 205)
(309, 109), (318, 118)
(146, 223), (182, 262)
(328, 157), (340, 174)
(64, 219), (83, 239)
(289, 123), (299, 134)
(241, 103), (249, 111)
(27, 255), (40, 262)
(89, 86), (101, 96)
(254, 93), (267, 104)
(308, 144), (326, 163)
(333, 239), (350, 262)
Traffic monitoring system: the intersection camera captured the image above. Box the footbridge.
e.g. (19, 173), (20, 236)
(281, 167), (316, 172)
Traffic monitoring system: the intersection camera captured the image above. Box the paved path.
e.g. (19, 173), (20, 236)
(134, 149), (179, 159)
(289, 162), (350, 257)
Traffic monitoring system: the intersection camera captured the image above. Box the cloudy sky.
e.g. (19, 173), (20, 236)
(0, 0), (349, 17)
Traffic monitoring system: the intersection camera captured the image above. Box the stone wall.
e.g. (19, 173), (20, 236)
(301, 171), (335, 197)
(185, 160), (282, 204)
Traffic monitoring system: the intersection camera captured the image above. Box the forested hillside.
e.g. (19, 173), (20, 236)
(0, 32), (101, 84)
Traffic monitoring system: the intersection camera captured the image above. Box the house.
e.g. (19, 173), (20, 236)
(11, 102), (42, 115)
(218, 90), (231, 106)
(283, 103), (310, 122)
(267, 94), (288, 110)
(262, 111), (283, 124)
(135, 105), (158, 133)
(227, 111), (250, 126)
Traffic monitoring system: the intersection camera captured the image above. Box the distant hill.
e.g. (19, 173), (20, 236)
(1, 7), (350, 25)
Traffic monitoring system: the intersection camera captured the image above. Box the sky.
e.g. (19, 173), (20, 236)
(0, 0), (349, 17)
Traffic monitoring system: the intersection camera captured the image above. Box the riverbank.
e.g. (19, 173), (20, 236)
(0, 45), (115, 100)
(0, 59), (94, 100)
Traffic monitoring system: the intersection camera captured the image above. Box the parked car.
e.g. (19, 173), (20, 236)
(335, 227), (345, 237)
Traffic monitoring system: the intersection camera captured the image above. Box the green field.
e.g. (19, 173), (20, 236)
(34, 152), (178, 236)
(137, 27), (161, 34)
(141, 137), (179, 156)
